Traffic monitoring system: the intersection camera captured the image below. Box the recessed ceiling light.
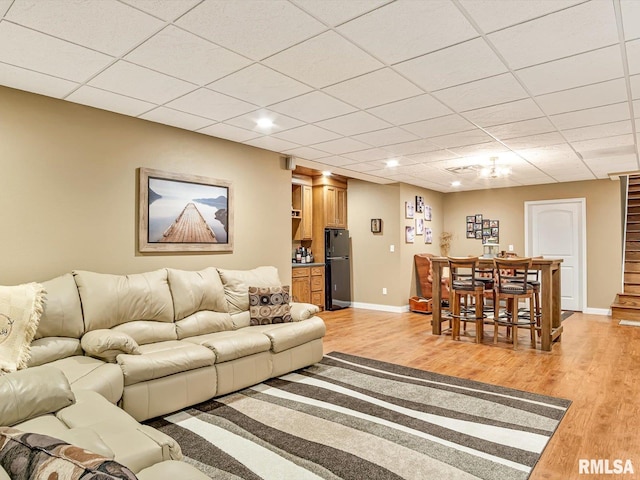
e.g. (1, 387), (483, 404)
(256, 118), (274, 129)
(386, 159), (399, 167)
(322, 171), (332, 177)
(451, 181), (461, 187)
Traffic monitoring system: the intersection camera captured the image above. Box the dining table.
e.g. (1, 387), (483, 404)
(430, 256), (564, 351)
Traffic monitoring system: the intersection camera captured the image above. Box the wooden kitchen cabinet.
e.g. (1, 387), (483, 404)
(291, 266), (324, 310)
(312, 177), (348, 262)
(323, 185), (347, 229)
(310, 266), (325, 309)
(292, 184), (313, 240)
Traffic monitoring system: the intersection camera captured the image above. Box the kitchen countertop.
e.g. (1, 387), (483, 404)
(292, 262), (324, 268)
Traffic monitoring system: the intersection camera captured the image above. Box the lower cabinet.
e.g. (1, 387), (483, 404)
(291, 266), (325, 310)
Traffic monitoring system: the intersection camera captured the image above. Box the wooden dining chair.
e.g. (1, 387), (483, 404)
(492, 257), (537, 349)
(447, 256), (485, 343)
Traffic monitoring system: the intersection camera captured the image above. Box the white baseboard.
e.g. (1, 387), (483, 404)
(582, 307), (611, 316)
(351, 302), (410, 313)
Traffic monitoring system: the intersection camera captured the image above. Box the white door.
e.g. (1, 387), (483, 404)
(525, 199), (586, 311)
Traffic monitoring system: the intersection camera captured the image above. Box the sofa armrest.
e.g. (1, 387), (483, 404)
(81, 330), (140, 363)
(289, 302), (320, 322)
(138, 425), (182, 461)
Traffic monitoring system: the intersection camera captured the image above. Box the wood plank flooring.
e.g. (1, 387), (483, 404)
(320, 308), (640, 480)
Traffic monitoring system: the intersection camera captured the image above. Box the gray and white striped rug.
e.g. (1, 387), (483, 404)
(147, 352), (570, 480)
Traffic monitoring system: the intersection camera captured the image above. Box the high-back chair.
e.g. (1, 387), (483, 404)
(492, 257), (537, 349)
(447, 256), (485, 343)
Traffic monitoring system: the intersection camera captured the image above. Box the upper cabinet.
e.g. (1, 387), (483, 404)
(323, 185), (347, 229)
(292, 182), (313, 241)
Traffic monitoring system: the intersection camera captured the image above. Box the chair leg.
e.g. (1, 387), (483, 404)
(475, 292), (483, 344)
(452, 294), (460, 341)
(530, 296), (536, 349)
(493, 293), (499, 344)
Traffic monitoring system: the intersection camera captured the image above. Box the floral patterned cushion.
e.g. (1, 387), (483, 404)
(0, 427), (138, 480)
(248, 286), (291, 326)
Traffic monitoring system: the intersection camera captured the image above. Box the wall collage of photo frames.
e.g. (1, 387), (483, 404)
(405, 195), (432, 244)
(466, 214), (499, 244)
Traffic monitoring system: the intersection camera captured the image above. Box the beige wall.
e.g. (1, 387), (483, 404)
(443, 180), (622, 309)
(0, 86), (292, 285)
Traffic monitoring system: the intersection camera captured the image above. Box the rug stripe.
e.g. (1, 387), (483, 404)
(250, 382), (531, 474)
(215, 390), (483, 480)
(165, 410), (326, 480)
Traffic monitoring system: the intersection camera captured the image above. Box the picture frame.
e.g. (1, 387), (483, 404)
(424, 228), (433, 244)
(466, 215), (474, 223)
(405, 201), (415, 219)
(371, 218), (382, 233)
(466, 230), (476, 238)
(415, 195), (424, 213)
(475, 214), (483, 224)
(138, 167), (233, 253)
(475, 230), (482, 239)
(416, 218), (424, 235)
(490, 220), (499, 228)
(424, 204), (432, 221)
(405, 225), (415, 243)
(474, 222), (482, 231)
(467, 222), (474, 232)
(482, 219), (490, 228)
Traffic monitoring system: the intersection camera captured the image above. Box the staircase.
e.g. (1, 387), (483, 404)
(612, 175), (640, 320)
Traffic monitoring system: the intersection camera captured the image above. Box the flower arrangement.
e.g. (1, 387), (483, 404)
(439, 231), (453, 257)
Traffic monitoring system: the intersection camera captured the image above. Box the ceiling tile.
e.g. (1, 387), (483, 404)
(67, 86), (155, 116)
(337, 0), (477, 64)
(175, 0), (326, 60)
(516, 45), (624, 96)
(119, 0), (201, 21)
(264, 31), (382, 88)
(225, 109), (304, 132)
(432, 73), (528, 112)
(315, 111), (392, 136)
(367, 94), (452, 125)
(325, 68), (423, 109)
(447, 141), (508, 157)
(281, 146), (331, 160)
(627, 39), (640, 75)
(502, 132), (566, 150)
(403, 114), (474, 138)
(166, 88), (256, 121)
(6, 0), (164, 56)
(485, 117), (556, 140)
(622, 0), (640, 41)
(0, 1), (10, 16)
(245, 136), (300, 152)
(584, 154), (639, 175)
(197, 123), (259, 143)
(0, 62), (77, 99)
(139, 106), (214, 130)
(487, 1), (618, 69)
(561, 121), (633, 142)
(291, 0), (390, 27)
(535, 78), (628, 116)
(458, 0), (584, 33)
(634, 100), (640, 118)
(273, 124), (340, 144)
(89, 61), (196, 104)
(428, 129), (495, 149)
(341, 148), (393, 162)
(0, 22), (113, 82)
(462, 98), (544, 127)
(406, 150), (458, 163)
(208, 64), (312, 106)
(382, 139), (442, 156)
(125, 26), (251, 86)
(343, 161), (385, 172)
(395, 38), (508, 92)
(352, 127), (420, 147)
(632, 74), (640, 99)
(311, 137), (371, 155)
(270, 91), (357, 122)
(314, 156), (360, 167)
(570, 134), (636, 155)
(517, 144), (582, 162)
(551, 103), (631, 130)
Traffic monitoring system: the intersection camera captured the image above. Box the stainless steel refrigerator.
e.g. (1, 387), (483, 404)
(325, 228), (351, 310)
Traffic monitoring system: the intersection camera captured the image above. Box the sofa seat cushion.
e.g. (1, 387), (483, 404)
(137, 460), (211, 480)
(248, 317), (326, 353)
(182, 331), (271, 363)
(117, 341), (215, 386)
(48, 356), (124, 405)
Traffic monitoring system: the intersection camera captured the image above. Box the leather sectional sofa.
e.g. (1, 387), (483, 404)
(0, 265), (325, 479)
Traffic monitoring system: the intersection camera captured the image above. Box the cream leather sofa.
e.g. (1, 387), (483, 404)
(1, 265), (325, 479)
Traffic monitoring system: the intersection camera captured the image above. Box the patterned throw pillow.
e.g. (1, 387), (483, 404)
(248, 286), (292, 326)
(0, 427), (138, 480)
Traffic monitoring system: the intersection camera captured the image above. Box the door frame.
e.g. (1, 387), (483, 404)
(524, 198), (587, 312)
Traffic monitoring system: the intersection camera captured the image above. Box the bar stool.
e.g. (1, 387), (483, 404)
(447, 256), (485, 343)
(493, 257), (537, 349)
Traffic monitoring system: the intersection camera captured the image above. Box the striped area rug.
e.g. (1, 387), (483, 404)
(146, 352), (570, 480)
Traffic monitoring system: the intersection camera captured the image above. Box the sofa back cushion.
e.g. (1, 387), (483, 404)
(111, 321), (177, 346)
(217, 266), (282, 315)
(167, 267), (228, 320)
(27, 337), (83, 367)
(35, 274), (84, 340)
(0, 366), (75, 427)
(74, 270), (174, 331)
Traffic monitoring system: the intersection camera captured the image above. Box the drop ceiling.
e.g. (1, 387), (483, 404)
(1, 0), (639, 192)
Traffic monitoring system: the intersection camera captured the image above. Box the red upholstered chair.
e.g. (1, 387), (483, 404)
(414, 253), (450, 302)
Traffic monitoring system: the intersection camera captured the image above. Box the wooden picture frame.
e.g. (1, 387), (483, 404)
(138, 167), (233, 253)
(371, 218), (382, 233)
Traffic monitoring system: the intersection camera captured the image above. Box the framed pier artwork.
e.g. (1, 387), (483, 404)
(138, 167), (233, 253)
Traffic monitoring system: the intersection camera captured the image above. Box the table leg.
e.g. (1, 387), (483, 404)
(552, 263), (562, 336)
(432, 262), (442, 335)
(540, 264), (552, 351)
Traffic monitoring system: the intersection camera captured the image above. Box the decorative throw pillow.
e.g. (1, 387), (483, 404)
(0, 282), (46, 374)
(248, 286), (292, 326)
(0, 427), (138, 480)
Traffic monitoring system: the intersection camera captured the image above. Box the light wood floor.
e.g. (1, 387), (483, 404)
(320, 308), (640, 480)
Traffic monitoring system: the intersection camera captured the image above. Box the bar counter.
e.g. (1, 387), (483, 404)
(430, 256), (563, 351)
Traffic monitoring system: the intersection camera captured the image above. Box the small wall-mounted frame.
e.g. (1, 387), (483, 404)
(415, 195), (424, 213)
(406, 225), (415, 243)
(405, 201), (415, 218)
(371, 218), (382, 233)
(424, 228), (433, 244)
(424, 204), (432, 221)
(138, 167), (233, 253)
